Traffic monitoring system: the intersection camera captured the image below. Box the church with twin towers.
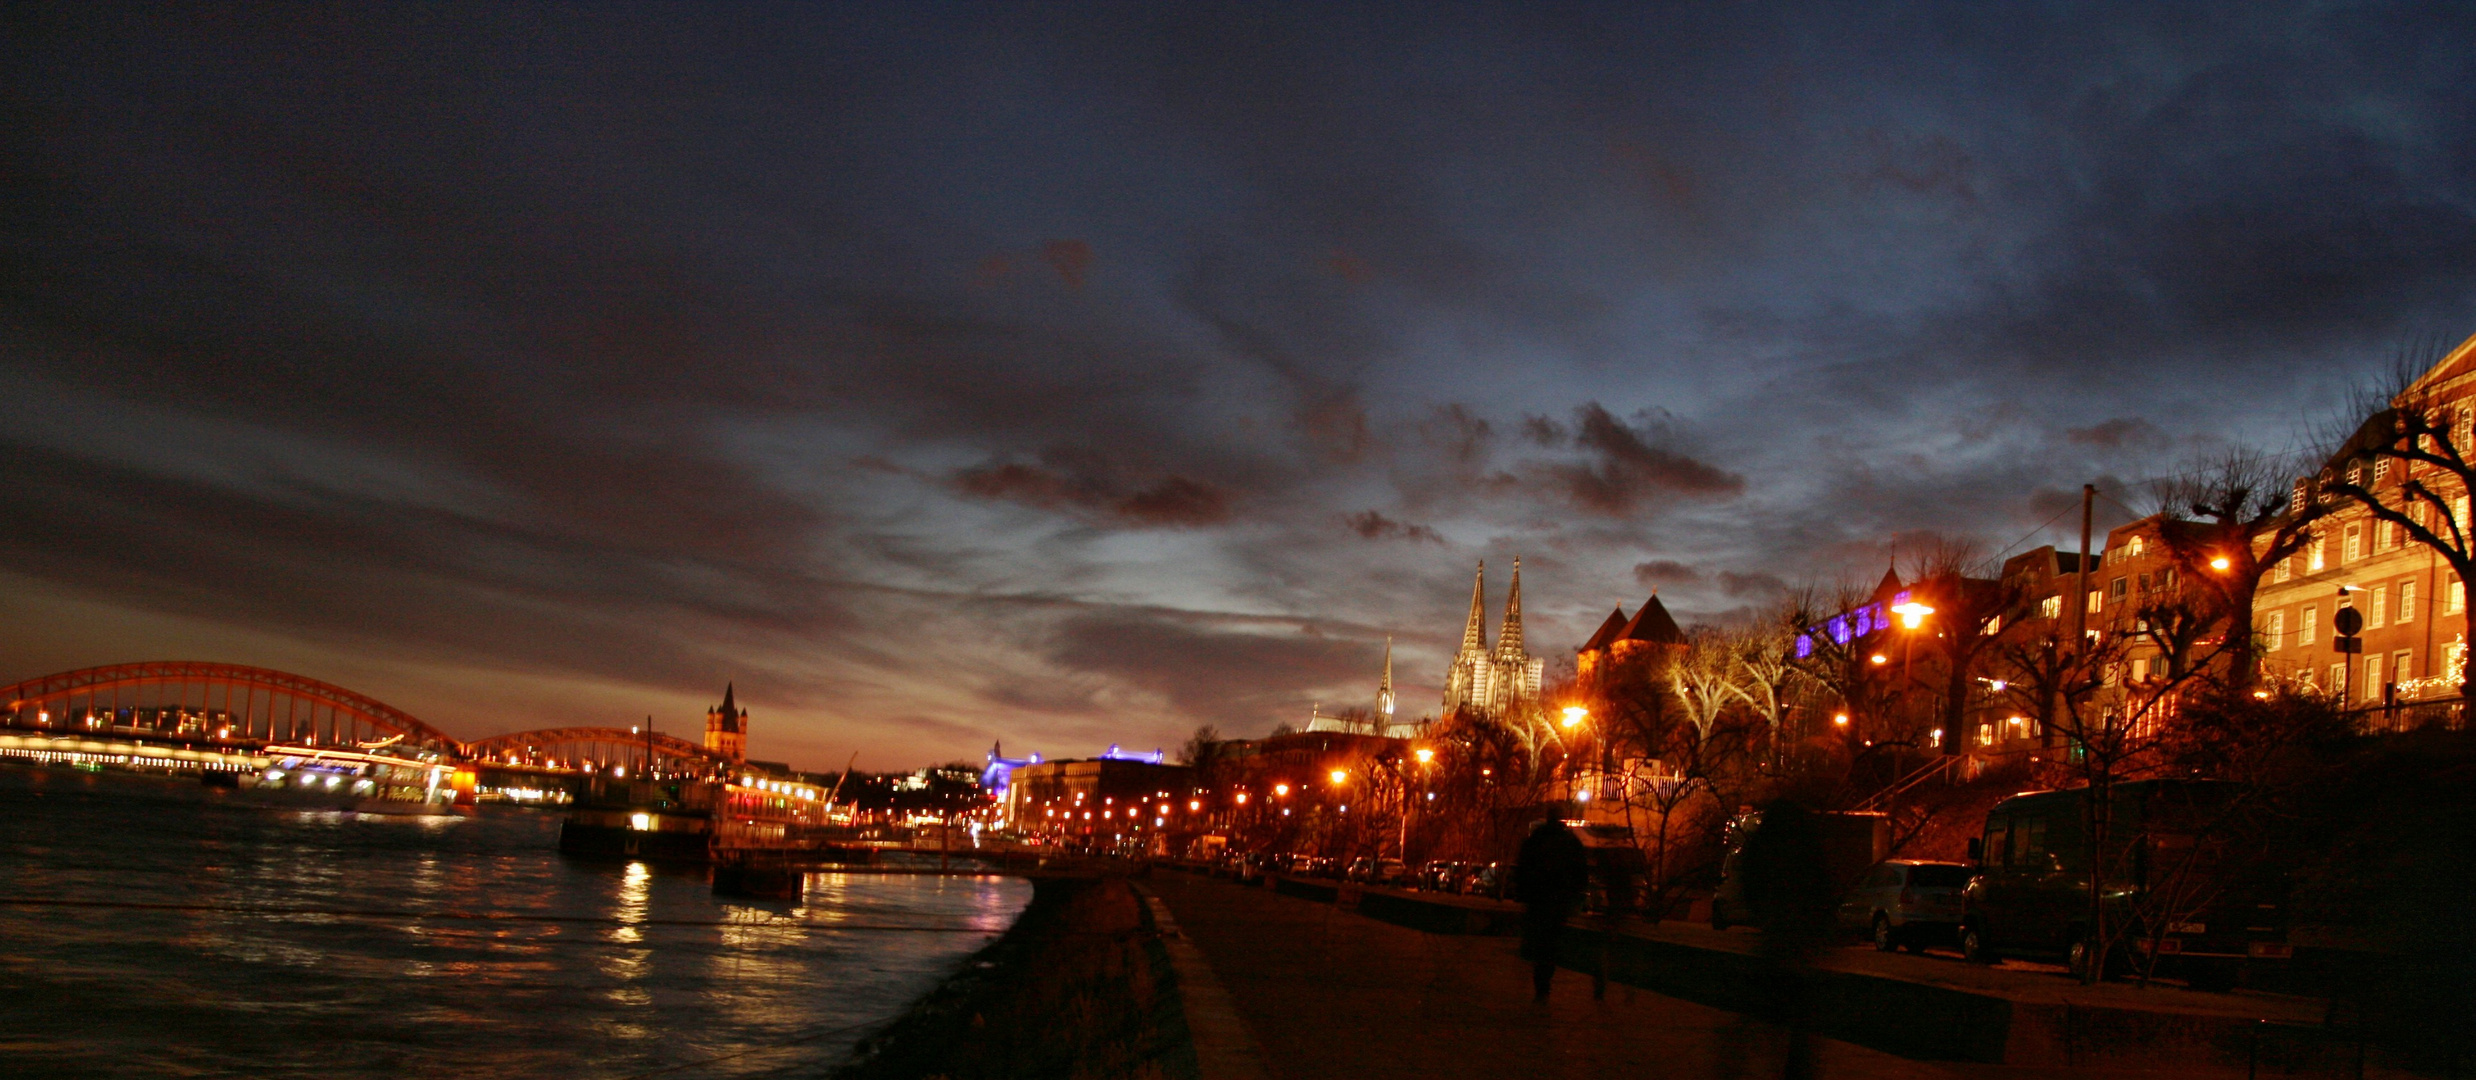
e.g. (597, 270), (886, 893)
(1443, 557), (1544, 722)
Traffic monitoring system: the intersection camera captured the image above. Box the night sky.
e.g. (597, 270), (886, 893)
(6, 4), (2474, 771)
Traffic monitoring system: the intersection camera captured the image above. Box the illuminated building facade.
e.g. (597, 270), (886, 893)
(704, 683), (747, 763)
(1002, 753), (1196, 841)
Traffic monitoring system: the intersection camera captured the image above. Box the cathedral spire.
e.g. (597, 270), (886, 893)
(1495, 556), (1525, 659)
(1459, 561), (1489, 654)
(1377, 637), (1396, 717)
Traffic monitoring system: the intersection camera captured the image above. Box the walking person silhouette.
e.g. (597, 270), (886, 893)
(1734, 798), (1835, 1080)
(1514, 810), (1590, 1002)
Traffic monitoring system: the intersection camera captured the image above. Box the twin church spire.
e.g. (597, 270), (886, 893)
(1443, 557), (1542, 720)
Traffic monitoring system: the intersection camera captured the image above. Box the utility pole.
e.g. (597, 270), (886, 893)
(2061, 483), (2096, 751)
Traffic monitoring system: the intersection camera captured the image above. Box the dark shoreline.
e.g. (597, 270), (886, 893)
(829, 872), (1199, 1080)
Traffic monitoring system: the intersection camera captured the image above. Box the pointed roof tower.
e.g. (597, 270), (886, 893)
(1494, 556), (1526, 659)
(1618, 592), (1687, 645)
(1581, 607), (1632, 652)
(1459, 561), (1489, 655)
(1875, 563), (1905, 603)
(719, 681), (736, 716)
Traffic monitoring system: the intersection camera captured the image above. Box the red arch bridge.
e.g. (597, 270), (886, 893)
(0, 661), (732, 781)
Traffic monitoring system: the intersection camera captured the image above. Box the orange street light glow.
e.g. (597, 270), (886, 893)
(2210, 556), (2232, 571)
(1891, 600), (1935, 628)
(1560, 705), (1589, 728)
(1870, 654), (1889, 664)
(1833, 713), (1850, 726)
(1329, 769), (1348, 785)
(1414, 747), (1434, 764)
(1274, 783), (1290, 796)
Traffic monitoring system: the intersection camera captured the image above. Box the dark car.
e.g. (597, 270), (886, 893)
(1836, 859), (1970, 951)
(1958, 779), (2291, 989)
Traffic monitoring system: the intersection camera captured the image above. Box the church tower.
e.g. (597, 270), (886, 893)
(1376, 637), (1396, 721)
(1486, 556), (1545, 716)
(1442, 562), (1494, 717)
(705, 683), (747, 763)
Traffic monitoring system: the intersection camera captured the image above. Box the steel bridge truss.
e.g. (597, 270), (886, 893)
(0, 661), (462, 753)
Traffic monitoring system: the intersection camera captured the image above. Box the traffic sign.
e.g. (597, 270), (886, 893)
(2335, 635), (2363, 654)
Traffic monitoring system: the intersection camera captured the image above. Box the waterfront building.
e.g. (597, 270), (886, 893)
(705, 683), (747, 763)
(1442, 558), (1545, 721)
(1002, 750), (1195, 844)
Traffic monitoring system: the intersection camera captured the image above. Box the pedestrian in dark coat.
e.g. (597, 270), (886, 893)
(1737, 799), (1834, 1080)
(1515, 813), (1590, 1001)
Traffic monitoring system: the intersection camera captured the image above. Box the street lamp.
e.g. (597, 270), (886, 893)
(1560, 705), (1589, 729)
(1891, 600), (1936, 629)
(1413, 746), (1434, 764)
(2209, 555), (2232, 571)
(1328, 768), (1348, 786)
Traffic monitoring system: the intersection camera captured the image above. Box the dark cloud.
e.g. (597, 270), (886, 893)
(1718, 571), (1788, 598)
(2066, 417), (2173, 450)
(1536, 404), (1744, 515)
(1344, 511), (1444, 543)
(951, 456), (1233, 528)
(1632, 559), (1702, 585)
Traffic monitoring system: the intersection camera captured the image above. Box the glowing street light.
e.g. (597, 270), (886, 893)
(1329, 769), (1348, 785)
(1833, 713), (1851, 726)
(1274, 783), (1290, 797)
(1413, 746), (1434, 764)
(1870, 654), (1889, 665)
(1560, 705), (1589, 729)
(1891, 600), (1936, 629)
(2209, 555), (2232, 571)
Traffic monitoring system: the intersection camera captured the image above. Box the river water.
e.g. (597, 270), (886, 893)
(0, 766), (1030, 1079)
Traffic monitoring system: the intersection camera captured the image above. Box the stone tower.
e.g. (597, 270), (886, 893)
(705, 683), (747, 763)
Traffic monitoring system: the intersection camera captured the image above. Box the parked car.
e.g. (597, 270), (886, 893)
(1958, 779), (2291, 990)
(1346, 857), (1379, 882)
(1836, 859), (1971, 952)
(1711, 810), (1890, 930)
(1373, 858), (1408, 886)
(1462, 862), (1505, 898)
(1420, 861), (1469, 892)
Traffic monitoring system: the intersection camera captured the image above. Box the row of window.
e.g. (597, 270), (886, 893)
(2263, 576), (2464, 650)
(2274, 500), (2472, 583)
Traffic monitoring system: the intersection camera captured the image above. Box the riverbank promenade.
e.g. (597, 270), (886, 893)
(1144, 870), (1982, 1080)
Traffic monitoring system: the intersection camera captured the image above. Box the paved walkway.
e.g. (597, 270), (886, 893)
(1144, 870), (1973, 1080)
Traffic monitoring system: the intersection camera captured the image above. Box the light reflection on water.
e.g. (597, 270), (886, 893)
(0, 767), (1030, 1079)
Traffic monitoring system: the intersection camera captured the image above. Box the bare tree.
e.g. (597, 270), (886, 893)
(2149, 451), (2329, 689)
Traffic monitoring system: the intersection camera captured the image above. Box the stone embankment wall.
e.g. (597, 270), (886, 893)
(832, 873), (1199, 1080)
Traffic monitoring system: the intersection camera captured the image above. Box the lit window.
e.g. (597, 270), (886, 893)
(2345, 524), (2361, 562)
(2395, 650), (2415, 685)
(2364, 656), (2383, 699)
(2453, 576), (2467, 617)
(2309, 538), (2326, 573)
(2400, 580), (2417, 622)
(2370, 587), (2387, 629)
(2039, 596), (2061, 620)
(2300, 607), (2318, 647)
(2265, 612), (2284, 651)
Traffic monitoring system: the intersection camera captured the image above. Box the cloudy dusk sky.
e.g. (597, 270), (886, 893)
(5, 3), (2474, 770)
